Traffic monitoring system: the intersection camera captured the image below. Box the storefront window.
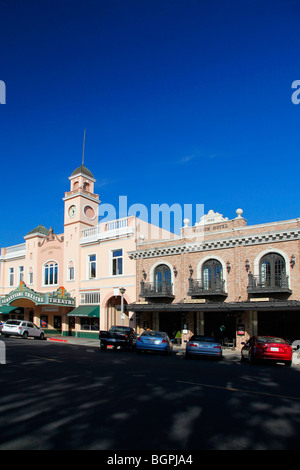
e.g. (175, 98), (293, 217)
(80, 317), (99, 331)
(40, 315), (48, 328)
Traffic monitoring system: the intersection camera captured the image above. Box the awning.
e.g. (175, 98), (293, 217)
(67, 306), (99, 318)
(0, 305), (18, 314)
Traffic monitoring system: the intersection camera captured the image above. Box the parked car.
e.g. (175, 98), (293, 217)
(136, 330), (173, 355)
(241, 335), (292, 366)
(99, 325), (136, 351)
(186, 335), (223, 359)
(2, 320), (45, 340)
(0, 321), (3, 335)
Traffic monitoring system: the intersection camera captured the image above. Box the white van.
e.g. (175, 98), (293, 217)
(2, 320), (45, 340)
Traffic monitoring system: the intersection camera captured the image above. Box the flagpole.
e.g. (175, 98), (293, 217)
(82, 128), (86, 165)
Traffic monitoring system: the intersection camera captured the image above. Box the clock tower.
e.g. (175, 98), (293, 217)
(63, 164), (100, 293)
(64, 164), (100, 229)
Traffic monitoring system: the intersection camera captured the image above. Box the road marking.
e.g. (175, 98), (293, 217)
(177, 380), (300, 401)
(27, 355), (63, 363)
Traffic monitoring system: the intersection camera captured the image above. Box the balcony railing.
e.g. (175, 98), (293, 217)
(80, 217), (135, 244)
(140, 280), (175, 301)
(187, 275), (228, 299)
(247, 272), (292, 295)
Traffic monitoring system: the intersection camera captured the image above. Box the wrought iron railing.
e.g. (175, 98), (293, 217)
(187, 275), (227, 297)
(140, 280), (174, 298)
(247, 272), (291, 292)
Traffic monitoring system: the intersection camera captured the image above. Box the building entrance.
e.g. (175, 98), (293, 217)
(204, 311), (236, 344)
(159, 312), (181, 340)
(106, 296), (128, 329)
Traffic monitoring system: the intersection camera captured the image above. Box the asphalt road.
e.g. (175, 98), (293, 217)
(1, 337), (300, 451)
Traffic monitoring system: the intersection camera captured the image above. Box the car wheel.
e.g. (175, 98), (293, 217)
(285, 360), (292, 367)
(23, 331), (28, 339)
(39, 332), (44, 340)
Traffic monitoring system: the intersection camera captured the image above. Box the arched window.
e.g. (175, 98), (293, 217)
(44, 261), (58, 286)
(68, 261), (75, 281)
(202, 259), (223, 290)
(260, 253), (285, 287)
(154, 264), (172, 292)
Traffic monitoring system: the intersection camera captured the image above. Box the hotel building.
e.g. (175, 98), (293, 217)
(125, 209), (300, 349)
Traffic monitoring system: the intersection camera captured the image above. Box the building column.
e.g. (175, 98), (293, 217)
(195, 311), (204, 335)
(251, 310), (258, 336)
(153, 311), (159, 330)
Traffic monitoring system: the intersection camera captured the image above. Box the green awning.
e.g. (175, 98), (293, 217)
(0, 305), (18, 314)
(67, 306), (99, 318)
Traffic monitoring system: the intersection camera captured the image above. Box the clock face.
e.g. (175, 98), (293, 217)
(68, 205), (77, 218)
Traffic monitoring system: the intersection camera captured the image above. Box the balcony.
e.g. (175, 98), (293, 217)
(187, 275), (228, 299)
(247, 272), (292, 296)
(80, 217), (135, 245)
(140, 280), (175, 302)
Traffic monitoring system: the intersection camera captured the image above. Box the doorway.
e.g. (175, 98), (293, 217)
(106, 296), (128, 329)
(159, 312), (181, 340)
(204, 311), (236, 343)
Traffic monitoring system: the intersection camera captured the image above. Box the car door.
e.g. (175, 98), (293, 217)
(27, 322), (36, 337)
(242, 338), (251, 359)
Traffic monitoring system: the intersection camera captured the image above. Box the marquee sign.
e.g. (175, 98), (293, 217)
(0, 283), (76, 307)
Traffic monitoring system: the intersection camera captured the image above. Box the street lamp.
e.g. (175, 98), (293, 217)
(119, 287), (126, 325)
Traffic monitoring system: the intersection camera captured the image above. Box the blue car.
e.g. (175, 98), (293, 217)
(136, 330), (173, 355)
(186, 335), (223, 359)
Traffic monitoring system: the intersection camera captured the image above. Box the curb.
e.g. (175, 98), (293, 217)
(47, 337), (68, 343)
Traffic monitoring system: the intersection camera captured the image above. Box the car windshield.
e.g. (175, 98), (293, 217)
(257, 336), (287, 344)
(110, 326), (131, 333)
(141, 331), (165, 337)
(5, 320), (22, 325)
(190, 336), (217, 342)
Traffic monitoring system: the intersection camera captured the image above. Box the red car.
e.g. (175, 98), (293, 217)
(241, 335), (292, 367)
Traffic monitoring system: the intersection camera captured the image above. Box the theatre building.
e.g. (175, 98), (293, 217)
(0, 164), (173, 337)
(126, 209), (300, 349)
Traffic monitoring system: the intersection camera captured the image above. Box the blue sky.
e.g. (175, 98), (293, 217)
(1, 0), (300, 246)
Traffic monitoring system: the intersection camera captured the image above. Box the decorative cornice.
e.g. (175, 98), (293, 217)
(128, 228), (300, 260)
(38, 227), (64, 247)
